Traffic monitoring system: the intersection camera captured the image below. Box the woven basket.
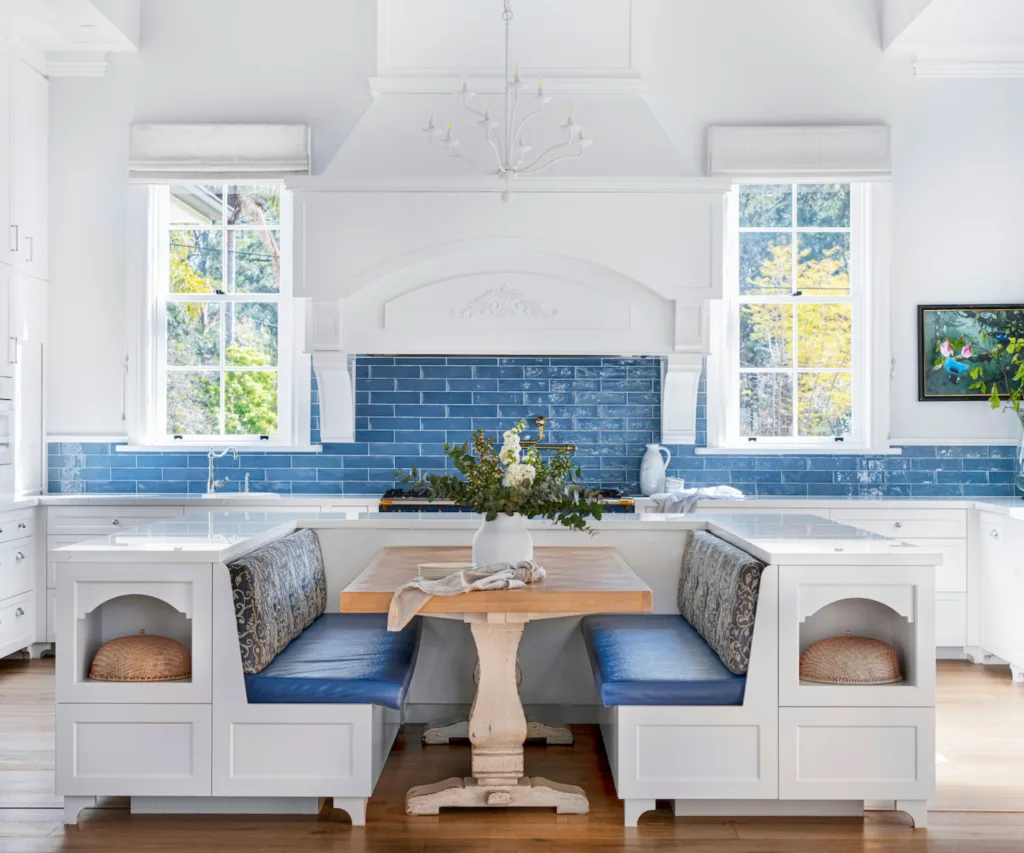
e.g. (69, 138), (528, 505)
(88, 630), (192, 683)
(799, 633), (902, 685)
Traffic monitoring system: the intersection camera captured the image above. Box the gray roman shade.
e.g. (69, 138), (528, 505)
(129, 123), (310, 183)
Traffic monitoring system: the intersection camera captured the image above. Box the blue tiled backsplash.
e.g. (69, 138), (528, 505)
(48, 356), (1021, 497)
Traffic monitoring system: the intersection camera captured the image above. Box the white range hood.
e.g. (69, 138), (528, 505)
(288, 0), (727, 445)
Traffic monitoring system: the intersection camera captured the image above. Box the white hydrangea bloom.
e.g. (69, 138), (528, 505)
(503, 462), (536, 488)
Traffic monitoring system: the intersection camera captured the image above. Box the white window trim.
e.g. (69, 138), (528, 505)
(705, 181), (896, 456)
(125, 184), (314, 451)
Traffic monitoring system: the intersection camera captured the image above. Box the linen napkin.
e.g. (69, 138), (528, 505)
(387, 560), (546, 631)
(649, 485), (745, 514)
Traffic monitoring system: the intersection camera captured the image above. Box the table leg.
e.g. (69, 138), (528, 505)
(406, 617), (588, 815)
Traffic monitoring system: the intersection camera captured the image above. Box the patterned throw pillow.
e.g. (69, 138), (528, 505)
(227, 528), (327, 674)
(677, 530), (765, 675)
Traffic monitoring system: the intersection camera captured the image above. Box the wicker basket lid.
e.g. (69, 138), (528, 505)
(799, 633), (902, 685)
(88, 630), (192, 683)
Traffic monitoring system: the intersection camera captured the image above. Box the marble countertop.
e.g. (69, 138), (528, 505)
(52, 509), (948, 567)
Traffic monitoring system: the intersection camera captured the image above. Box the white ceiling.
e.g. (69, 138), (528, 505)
(885, 0), (1024, 76)
(0, 0), (138, 77)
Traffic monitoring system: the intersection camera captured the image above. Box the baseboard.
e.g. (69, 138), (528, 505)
(130, 797), (324, 815)
(671, 799), (864, 817)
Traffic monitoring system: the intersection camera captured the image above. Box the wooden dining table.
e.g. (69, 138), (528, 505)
(340, 545), (653, 815)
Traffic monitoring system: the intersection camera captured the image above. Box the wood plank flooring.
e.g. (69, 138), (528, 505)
(2, 657), (1023, 852)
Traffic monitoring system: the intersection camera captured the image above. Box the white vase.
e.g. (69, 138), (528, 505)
(472, 513), (534, 566)
(639, 443), (672, 496)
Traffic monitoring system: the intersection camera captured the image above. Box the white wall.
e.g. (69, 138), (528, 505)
(48, 0), (1024, 442)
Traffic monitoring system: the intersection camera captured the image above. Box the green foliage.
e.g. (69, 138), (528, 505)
(395, 421), (606, 531)
(948, 330), (1024, 424)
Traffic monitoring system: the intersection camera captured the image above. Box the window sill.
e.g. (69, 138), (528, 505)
(117, 444), (324, 454)
(697, 445), (903, 456)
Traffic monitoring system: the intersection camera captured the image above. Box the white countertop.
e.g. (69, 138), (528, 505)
(52, 509), (946, 567)
(4, 492), (1019, 517)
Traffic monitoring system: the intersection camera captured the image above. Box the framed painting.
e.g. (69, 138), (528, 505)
(918, 304), (1024, 401)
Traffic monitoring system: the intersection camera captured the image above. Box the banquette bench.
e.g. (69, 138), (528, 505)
(582, 530), (777, 827)
(213, 529), (421, 825)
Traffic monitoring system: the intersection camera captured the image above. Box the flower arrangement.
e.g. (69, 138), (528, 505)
(395, 420), (605, 531)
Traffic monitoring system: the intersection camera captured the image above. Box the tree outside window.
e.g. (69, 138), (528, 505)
(736, 183), (854, 441)
(161, 184), (283, 438)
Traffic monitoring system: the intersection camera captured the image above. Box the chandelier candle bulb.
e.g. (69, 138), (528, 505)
(423, 0), (590, 200)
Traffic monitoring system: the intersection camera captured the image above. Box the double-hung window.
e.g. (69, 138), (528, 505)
(155, 184), (292, 443)
(713, 182), (871, 449)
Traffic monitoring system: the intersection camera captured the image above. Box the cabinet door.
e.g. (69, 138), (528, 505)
(12, 275), (46, 494)
(0, 265), (10, 377)
(977, 513), (1021, 664)
(0, 40), (12, 268)
(10, 60), (47, 279)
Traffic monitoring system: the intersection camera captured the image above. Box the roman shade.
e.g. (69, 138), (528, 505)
(707, 125), (892, 181)
(129, 122), (310, 182)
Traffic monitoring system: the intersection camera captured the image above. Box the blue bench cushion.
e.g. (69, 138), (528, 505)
(244, 613), (421, 709)
(581, 614), (746, 707)
(678, 531), (765, 675)
(229, 529), (327, 674)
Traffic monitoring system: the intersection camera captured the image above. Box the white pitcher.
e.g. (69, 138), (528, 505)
(639, 443), (672, 496)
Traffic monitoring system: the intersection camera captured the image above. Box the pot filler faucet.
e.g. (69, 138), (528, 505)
(207, 447), (239, 495)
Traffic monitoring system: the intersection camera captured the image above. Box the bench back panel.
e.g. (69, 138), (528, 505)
(678, 530), (765, 676)
(228, 529), (327, 674)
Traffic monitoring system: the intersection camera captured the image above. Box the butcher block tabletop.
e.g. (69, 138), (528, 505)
(340, 545), (653, 615)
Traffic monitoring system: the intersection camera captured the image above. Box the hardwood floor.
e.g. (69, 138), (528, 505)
(2, 658), (1023, 852)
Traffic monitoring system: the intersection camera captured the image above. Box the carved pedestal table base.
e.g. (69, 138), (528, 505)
(422, 657), (573, 746)
(406, 616), (588, 815)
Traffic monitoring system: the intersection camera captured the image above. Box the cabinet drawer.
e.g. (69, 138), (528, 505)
(0, 540), (33, 600)
(56, 704), (211, 796)
(830, 508), (966, 539)
(0, 510), (34, 546)
(0, 592), (33, 656)
(900, 538), (966, 592)
(328, 504), (373, 517)
(47, 506), (184, 535)
(936, 593), (967, 647)
(779, 707), (934, 801)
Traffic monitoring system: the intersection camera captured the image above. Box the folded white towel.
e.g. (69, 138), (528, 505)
(649, 485), (745, 514)
(387, 560), (546, 631)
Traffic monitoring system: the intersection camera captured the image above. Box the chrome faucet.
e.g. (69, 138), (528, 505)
(207, 447), (239, 494)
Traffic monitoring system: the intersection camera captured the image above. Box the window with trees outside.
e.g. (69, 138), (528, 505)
(727, 183), (863, 446)
(158, 184), (288, 441)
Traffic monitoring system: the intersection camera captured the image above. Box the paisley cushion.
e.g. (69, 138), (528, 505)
(228, 528), (327, 674)
(677, 530), (765, 676)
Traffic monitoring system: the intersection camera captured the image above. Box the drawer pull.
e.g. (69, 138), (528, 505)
(112, 519), (119, 526)
(894, 521), (903, 528)
(17, 522), (26, 530)
(990, 529), (999, 539)
(15, 551), (24, 561)
(15, 607), (24, 617)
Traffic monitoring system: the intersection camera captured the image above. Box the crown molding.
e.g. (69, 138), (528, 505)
(914, 59), (1024, 78)
(45, 52), (111, 78)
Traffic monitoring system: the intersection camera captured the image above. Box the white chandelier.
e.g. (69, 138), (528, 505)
(423, 0), (592, 202)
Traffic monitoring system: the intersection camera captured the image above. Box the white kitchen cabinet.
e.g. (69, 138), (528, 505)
(0, 265), (11, 378)
(977, 512), (1024, 681)
(12, 275), (47, 495)
(0, 39), (12, 269)
(10, 59), (48, 280)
